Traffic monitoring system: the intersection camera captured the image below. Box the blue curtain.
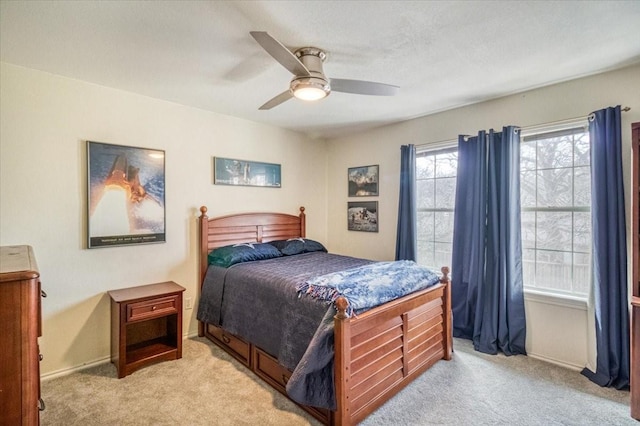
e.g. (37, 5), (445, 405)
(396, 144), (417, 261)
(452, 127), (526, 355)
(452, 132), (488, 340)
(581, 106), (630, 389)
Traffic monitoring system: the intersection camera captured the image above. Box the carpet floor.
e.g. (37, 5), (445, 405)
(40, 337), (633, 425)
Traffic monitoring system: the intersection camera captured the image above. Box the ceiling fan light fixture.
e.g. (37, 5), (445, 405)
(290, 77), (330, 101)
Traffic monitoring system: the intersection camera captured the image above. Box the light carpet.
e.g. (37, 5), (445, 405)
(41, 337), (633, 425)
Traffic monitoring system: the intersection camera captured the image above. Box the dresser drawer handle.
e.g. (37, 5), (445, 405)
(221, 335), (231, 344)
(41, 290), (47, 298)
(151, 306), (157, 311)
(282, 374), (289, 385)
(38, 398), (46, 411)
(39, 354), (43, 361)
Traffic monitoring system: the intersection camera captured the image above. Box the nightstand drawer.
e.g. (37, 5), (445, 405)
(127, 295), (178, 322)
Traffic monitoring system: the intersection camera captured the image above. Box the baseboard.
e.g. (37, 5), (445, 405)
(42, 332), (200, 381)
(41, 355), (112, 381)
(527, 351), (584, 371)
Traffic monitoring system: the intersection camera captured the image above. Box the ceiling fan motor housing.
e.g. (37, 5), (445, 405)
(290, 47), (331, 97)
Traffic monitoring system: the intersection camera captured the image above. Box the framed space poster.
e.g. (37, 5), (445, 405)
(87, 141), (166, 248)
(348, 164), (379, 196)
(348, 201), (378, 232)
(214, 157), (281, 188)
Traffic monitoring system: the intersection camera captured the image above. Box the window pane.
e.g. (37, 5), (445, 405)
(537, 136), (573, 169)
(521, 211), (536, 249)
(417, 239), (434, 268)
(574, 166), (591, 207)
(573, 212), (591, 253)
(536, 212), (571, 251)
(536, 250), (572, 292)
(537, 168), (572, 207)
(435, 177), (456, 209)
(417, 211), (435, 240)
(434, 242), (453, 270)
(434, 212), (454, 243)
(417, 179), (434, 209)
(435, 152), (458, 178)
(521, 141), (536, 171)
(522, 248), (536, 287)
(520, 171), (536, 208)
(416, 155), (435, 179)
(573, 252), (590, 295)
(574, 133), (590, 167)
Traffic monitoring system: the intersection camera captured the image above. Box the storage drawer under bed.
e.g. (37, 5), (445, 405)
(205, 323), (251, 366)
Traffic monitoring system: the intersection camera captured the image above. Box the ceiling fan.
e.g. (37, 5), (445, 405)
(250, 31), (400, 110)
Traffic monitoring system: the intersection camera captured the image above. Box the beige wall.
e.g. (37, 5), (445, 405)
(2, 60), (639, 376)
(326, 63), (640, 368)
(0, 62), (328, 376)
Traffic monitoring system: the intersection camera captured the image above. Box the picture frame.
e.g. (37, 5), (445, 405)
(214, 157), (281, 188)
(87, 141), (166, 248)
(348, 164), (379, 197)
(348, 201), (378, 232)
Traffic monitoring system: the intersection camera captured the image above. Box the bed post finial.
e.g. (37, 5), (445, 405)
(200, 206), (208, 217)
(440, 266), (450, 283)
(299, 206), (306, 238)
(335, 296), (349, 320)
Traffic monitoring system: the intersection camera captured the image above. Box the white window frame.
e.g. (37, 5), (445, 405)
(415, 141), (458, 271)
(519, 120), (591, 302)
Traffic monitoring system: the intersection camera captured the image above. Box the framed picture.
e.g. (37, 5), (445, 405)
(87, 141), (166, 248)
(348, 164), (379, 197)
(348, 201), (378, 232)
(214, 157), (281, 188)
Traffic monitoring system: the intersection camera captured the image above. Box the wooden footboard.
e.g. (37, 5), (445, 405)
(197, 206), (452, 425)
(334, 270), (451, 425)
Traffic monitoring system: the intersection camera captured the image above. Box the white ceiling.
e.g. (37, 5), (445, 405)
(2, 1), (639, 139)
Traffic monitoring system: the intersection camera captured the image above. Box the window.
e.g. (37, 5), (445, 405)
(416, 147), (458, 271)
(520, 125), (591, 298)
(415, 123), (591, 299)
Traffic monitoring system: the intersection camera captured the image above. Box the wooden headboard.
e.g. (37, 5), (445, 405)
(198, 206), (306, 283)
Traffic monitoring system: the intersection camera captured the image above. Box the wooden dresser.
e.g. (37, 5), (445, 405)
(631, 122), (640, 419)
(0, 245), (44, 426)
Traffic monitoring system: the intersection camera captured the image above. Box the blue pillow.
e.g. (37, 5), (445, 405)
(268, 238), (327, 256)
(208, 243), (282, 267)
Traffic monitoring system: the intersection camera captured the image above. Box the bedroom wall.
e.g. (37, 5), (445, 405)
(0, 62), (328, 377)
(325, 63), (640, 369)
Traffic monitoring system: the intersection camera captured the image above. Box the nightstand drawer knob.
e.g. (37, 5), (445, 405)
(152, 306), (157, 311)
(222, 335), (231, 344)
(39, 353), (43, 361)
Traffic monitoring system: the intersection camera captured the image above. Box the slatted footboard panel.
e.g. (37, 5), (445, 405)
(334, 283), (449, 426)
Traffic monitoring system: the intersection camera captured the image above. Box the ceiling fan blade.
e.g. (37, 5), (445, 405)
(330, 79), (399, 96)
(259, 90), (293, 110)
(250, 31), (310, 77)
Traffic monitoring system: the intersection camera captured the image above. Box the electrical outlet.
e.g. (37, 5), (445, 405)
(185, 297), (193, 310)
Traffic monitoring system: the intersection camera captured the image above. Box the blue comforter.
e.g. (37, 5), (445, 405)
(196, 252), (440, 410)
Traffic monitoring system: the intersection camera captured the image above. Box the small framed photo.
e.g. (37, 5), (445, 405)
(348, 164), (379, 197)
(87, 141), (166, 248)
(214, 157), (281, 188)
(348, 201), (378, 232)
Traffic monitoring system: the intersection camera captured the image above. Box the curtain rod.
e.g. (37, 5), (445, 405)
(417, 106), (631, 147)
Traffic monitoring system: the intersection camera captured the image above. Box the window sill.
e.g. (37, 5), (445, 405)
(524, 289), (587, 311)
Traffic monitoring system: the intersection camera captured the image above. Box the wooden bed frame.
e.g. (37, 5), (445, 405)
(198, 206), (452, 426)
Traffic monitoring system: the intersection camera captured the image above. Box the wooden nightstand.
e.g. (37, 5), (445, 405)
(108, 281), (185, 378)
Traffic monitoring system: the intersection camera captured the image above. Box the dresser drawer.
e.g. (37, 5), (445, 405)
(126, 295), (178, 322)
(206, 324), (250, 366)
